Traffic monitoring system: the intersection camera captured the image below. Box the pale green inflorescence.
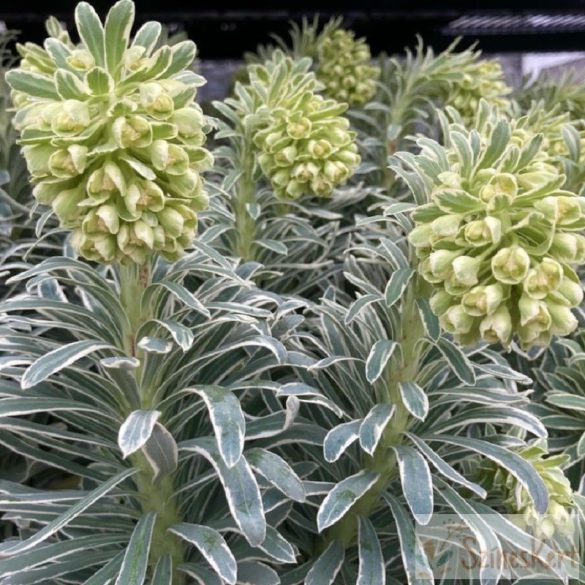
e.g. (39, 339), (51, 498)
(6, 0), (213, 264)
(246, 51), (361, 199)
(481, 441), (574, 539)
(406, 103), (585, 348)
(445, 58), (511, 124)
(315, 27), (380, 106)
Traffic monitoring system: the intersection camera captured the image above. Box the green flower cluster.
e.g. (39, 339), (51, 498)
(407, 104), (585, 348)
(445, 59), (511, 124)
(315, 28), (380, 106)
(6, 0), (212, 264)
(245, 52), (361, 199)
(481, 442), (574, 539)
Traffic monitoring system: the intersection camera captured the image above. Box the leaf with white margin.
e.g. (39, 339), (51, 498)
(359, 404), (395, 455)
(393, 445), (434, 525)
(189, 386), (245, 468)
(118, 410), (160, 459)
(365, 340), (398, 383)
(324, 420), (361, 463)
(317, 470), (379, 532)
(115, 511), (155, 585)
(399, 381), (428, 421)
(236, 561), (279, 585)
(357, 517), (385, 585)
(180, 437), (266, 546)
(246, 448), (305, 502)
(142, 422), (178, 481)
(22, 340), (117, 388)
(278, 382), (344, 417)
(137, 337), (173, 354)
(305, 541), (345, 585)
(170, 523), (237, 585)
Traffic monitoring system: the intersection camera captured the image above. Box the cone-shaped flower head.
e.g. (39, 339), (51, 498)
(6, 1), (213, 264)
(445, 58), (511, 124)
(242, 51), (360, 200)
(479, 441), (574, 539)
(315, 27), (380, 106)
(403, 102), (585, 348)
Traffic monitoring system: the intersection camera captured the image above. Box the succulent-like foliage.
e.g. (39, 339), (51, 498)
(399, 102), (585, 348)
(6, 1), (213, 264)
(315, 27), (380, 105)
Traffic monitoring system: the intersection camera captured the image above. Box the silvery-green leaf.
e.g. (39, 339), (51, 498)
(151, 555), (172, 585)
(5, 70), (58, 99)
(434, 338), (476, 385)
(104, 0), (135, 72)
(399, 382), (428, 421)
(393, 446), (433, 525)
(439, 483), (503, 585)
(189, 386), (245, 468)
(257, 525), (297, 564)
(83, 552), (125, 585)
(100, 356), (140, 370)
(75, 1), (106, 67)
(416, 297), (440, 341)
(143, 281), (209, 317)
(142, 423), (178, 481)
(246, 448), (305, 502)
(119, 155), (157, 180)
(22, 340), (117, 389)
(357, 517), (385, 585)
(86, 67), (114, 95)
(180, 438), (266, 546)
(383, 493), (433, 585)
(117, 410), (161, 459)
(55, 70), (91, 100)
(323, 420), (361, 463)
(317, 470), (379, 532)
(277, 382), (344, 417)
(407, 434), (486, 499)
(429, 435), (548, 514)
(236, 561), (279, 585)
(2, 469), (135, 555)
(132, 21), (162, 53)
(170, 523), (236, 585)
(359, 404), (395, 455)
(385, 268), (414, 308)
(137, 336), (173, 354)
(256, 239), (288, 255)
(365, 340), (397, 383)
(151, 319), (193, 351)
(180, 564), (222, 585)
(304, 541), (344, 585)
(0, 397), (101, 418)
(115, 512), (156, 585)
(165, 41), (197, 76)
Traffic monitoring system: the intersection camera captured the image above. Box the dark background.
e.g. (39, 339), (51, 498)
(2, 2), (585, 57)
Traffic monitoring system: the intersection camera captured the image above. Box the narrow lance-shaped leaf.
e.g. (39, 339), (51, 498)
(142, 422), (178, 480)
(104, 0), (135, 74)
(359, 404), (395, 455)
(399, 382), (429, 421)
(323, 420), (361, 463)
(304, 541), (345, 585)
(365, 340), (398, 384)
(189, 386), (245, 468)
(117, 410), (161, 459)
(317, 470), (380, 532)
(357, 517), (385, 585)
(180, 437), (266, 546)
(393, 446), (434, 525)
(75, 1), (106, 67)
(115, 512), (156, 585)
(385, 267), (415, 308)
(170, 523), (237, 585)
(433, 337), (476, 385)
(151, 555), (173, 585)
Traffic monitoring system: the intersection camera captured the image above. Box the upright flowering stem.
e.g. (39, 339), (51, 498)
(118, 262), (185, 581)
(323, 279), (426, 548)
(234, 142), (258, 261)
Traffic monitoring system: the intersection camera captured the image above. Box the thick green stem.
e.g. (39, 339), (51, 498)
(118, 261), (185, 583)
(234, 143), (257, 261)
(322, 282), (425, 549)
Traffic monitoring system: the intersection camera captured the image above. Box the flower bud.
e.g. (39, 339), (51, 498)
(430, 290), (455, 315)
(408, 225), (433, 249)
(463, 216), (502, 247)
(536, 195), (582, 225)
(550, 233), (585, 263)
(48, 145), (88, 178)
(491, 246), (530, 284)
(479, 305), (513, 346)
(549, 277), (584, 307)
(451, 255), (481, 287)
(112, 115), (152, 149)
(150, 140), (189, 175)
(67, 49), (94, 71)
(140, 83), (174, 120)
(440, 304), (475, 335)
(548, 302), (578, 336)
(429, 250), (459, 280)
(430, 215), (462, 239)
(523, 258), (563, 299)
(461, 283), (505, 316)
(51, 100), (91, 136)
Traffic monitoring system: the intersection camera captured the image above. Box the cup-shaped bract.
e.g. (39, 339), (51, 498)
(405, 102), (585, 348)
(243, 51), (360, 200)
(6, 0), (213, 263)
(315, 27), (380, 106)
